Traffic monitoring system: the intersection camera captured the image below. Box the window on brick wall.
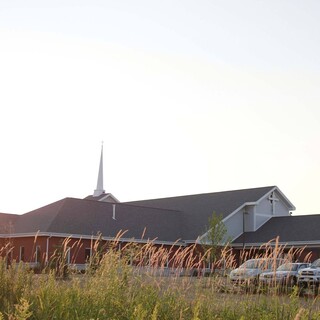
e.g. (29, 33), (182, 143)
(85, 248), (92, 262)
(66, 247), (71, 264)
(35, 245), (41, 263)
(19, 246), (25, 262)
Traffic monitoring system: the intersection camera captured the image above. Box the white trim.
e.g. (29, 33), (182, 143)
(197, 224), (248, 244)
(184, 240), (197, 244)
(232, 240), (320, 248)
(197, 208), (247, 244)
(253, 205), (256, 231)
(0, 232), (186, 246)
(222, 202), (256, 223)
(222, 202), (257, 222)
(112, 204), (116, 220)
(199, 187), (295, 243)
(215, 187), (295, 241)
(99, 193), (120, 203)
(274, 187), (296, 210)
(255, 186), (295, 211)
(255, 186), (277, 205)
(19, 246), (25, 261)
(198, 204), (255, 244)
(45, 235), (52, 265)
(66, 247), (71, 264)
(35, 245), (41, 263)
(84, 247), (92, 261)
(253, 216), (272, 231)
(230, 231), (245, 243)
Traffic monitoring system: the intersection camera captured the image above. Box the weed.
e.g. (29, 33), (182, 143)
(0, 237), (319, 319)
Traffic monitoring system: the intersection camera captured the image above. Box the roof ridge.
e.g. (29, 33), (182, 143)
(22, 198), (70, 215)
(118, 202), (183, 213)
(68, 196), (183, 213)
(46, 198), (70, 231)
(125, 186), (276, 203)
(0, 212), (19, 217)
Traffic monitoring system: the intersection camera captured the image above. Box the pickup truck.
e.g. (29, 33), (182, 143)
(297, 258), (320, 294)
(230, 258), (284, 285)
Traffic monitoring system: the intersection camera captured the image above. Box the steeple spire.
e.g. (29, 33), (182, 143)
(93, 143), (105, 197)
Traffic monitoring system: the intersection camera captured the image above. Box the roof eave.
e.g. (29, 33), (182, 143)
(232, 240), (320, 248)
(0, 232), (186, 246)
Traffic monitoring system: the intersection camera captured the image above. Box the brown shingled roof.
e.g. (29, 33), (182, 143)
(125, 186), (276, 240)
(8, 198), (183, 242)
(0, 213), (19, 233)
(1, 186), (290, 244)
(234, 215), (320, 245)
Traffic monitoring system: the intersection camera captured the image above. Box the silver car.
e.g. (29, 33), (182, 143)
(259, 262), (310, 287)
(230, 258), (284, 285)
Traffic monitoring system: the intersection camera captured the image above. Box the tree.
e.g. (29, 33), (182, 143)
(201, 212), (229, 270)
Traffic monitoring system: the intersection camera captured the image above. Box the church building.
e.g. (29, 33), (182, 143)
(1, 147), (320, 270)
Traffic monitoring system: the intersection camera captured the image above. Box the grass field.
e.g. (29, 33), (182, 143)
(0, 239), (320, 319)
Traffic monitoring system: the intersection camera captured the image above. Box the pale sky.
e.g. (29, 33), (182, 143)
(0, 1), (320, 215)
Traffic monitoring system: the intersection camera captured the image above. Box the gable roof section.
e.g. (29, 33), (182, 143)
(125, 186), (277, 240)
(84, 194), (108, 201)
(13, 198), (68, 233)
(5, 198), (183, 243)
(0, 213), (19, 233)
(233, 215), (320, 246)
(1, 186), (294, 244)
(84, 193), (119, 202)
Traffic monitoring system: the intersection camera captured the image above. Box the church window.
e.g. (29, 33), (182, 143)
(85, 248), (92, 262)
(19, 246), (25, 262)
(35, 245), (41, 263)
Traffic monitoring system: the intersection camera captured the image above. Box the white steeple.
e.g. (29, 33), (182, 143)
(93, 143), (105, 197)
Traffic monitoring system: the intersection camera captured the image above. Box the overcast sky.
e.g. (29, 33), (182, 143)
(1, 1), (320, 215)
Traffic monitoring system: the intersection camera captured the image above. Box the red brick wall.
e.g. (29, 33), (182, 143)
(0, 236), (185, 267)
(4, 236), (319, 269)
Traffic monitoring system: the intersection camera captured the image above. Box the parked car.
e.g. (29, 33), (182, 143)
(259, 262), (310, 287)
(298, 258), (320, 293)
(229, 258), (284, 285)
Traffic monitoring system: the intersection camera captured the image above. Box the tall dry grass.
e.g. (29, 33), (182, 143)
(0, 235), (319, 319)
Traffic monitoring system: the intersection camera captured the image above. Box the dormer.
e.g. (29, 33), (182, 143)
(223, 186), (295, 241)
